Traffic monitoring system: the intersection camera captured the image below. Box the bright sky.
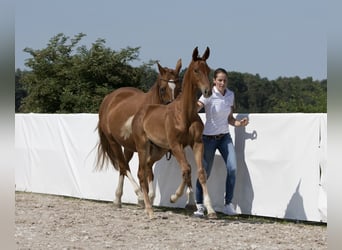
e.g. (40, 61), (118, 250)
(15, 0), (326, 80)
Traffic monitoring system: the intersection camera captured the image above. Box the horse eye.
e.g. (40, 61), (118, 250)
(160, 87), (166, 94)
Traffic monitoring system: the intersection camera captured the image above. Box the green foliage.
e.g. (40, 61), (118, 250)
(18, 33), (146, 113)
(225, 72), (326, 113)
(15, 33), (327, 113)
(134, 60), (159, 92)
(15, 69), (27, 112)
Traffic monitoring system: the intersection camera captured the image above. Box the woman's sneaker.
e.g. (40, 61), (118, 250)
(193, 204), (206, 217)
(223, 203), (237, 215)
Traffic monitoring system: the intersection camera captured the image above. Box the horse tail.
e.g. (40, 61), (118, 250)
(95, 123), (120, 171)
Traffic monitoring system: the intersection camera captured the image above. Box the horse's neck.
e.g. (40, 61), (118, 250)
(145, 82), (160, 104)
(179, 76), (197, 120)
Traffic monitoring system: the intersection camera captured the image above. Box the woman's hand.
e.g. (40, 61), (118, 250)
(238, 117), (249, 127)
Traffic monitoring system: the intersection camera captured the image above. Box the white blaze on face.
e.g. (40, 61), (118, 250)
(168, 80), (176, 100)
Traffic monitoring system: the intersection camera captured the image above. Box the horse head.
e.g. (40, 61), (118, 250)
(157, 59), (182, 104)
(190, 47), (212, 98)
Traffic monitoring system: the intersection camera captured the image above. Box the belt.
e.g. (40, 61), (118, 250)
(203, 133), (228, 140)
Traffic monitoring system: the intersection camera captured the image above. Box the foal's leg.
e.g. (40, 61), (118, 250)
(145, 165), (155, 204)
(146, 145), (167, 205)
(192, 140), (217, 218)
(124, 149), (144, 207)
(185, 186), (196, 211)
(189, 120), (216, 218)
(137, 149), (154, 219)
(169, 145), (192, 204)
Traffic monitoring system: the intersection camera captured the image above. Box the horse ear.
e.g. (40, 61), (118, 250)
(202, 47), (210, 60)
(175, 58), (182, 73)
(192, 47), (199, 61)
(157, 61), (165, 74)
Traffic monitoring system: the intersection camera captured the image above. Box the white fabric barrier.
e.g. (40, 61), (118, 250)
(15, 113), (327, 222)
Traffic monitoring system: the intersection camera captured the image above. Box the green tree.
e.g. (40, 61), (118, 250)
(229, 74), (326, 113)
(134, 60), (159, 92)
(16, 33), (327, 113)
(15, 69), (27, 112)
(19, 33), (142, 113)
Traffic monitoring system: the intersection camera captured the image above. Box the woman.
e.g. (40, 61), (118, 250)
(194, 68), (249, 217)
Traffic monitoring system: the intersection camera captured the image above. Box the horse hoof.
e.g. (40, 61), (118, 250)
(170, 194), (177, 203)
(113, 202), (122, 208)
(207, 212), (217, 219)
(185, 204), (197, 211)
(138, 199), (145, 208)
(145, 209), (154, 219)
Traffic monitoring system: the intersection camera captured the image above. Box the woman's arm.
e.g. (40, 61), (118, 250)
(228, 108), (249, 127)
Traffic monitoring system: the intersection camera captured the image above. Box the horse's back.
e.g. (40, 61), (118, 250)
(100, 87), (144, 111)
(98, 87), (148, 151)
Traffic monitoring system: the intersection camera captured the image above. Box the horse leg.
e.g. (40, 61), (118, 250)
(105, 140), (129, 208)
(170, 180), (187, 203)
(145, 166), (155, 205)
(135, 137), (155, 218)
(106, 140), (142, 209)
(169, 146), (192, 204)
(146, 144), (167, 205)
(113, 173), (124, 208)
(137, 149), (154, 219)
(193, 141), (217, 218)
(124, 149), (144, 207)
(185, 186), (196, 211)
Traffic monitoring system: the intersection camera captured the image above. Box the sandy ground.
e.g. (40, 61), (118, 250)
(15, 191), (327, 250)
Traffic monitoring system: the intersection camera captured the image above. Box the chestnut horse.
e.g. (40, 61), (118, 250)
(96, 59), (182, 207)
(132, 47), (217, 219)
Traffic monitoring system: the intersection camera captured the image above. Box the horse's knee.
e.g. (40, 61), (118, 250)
(197, 168), (207, 184)
(146, 171), (154, 184)
(182, 166), (192, 187)
(115, 188), (123, 198)
(182, 165), (191, 178)
(137, 167), (144, 181)
(137, 169), (146, 188)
